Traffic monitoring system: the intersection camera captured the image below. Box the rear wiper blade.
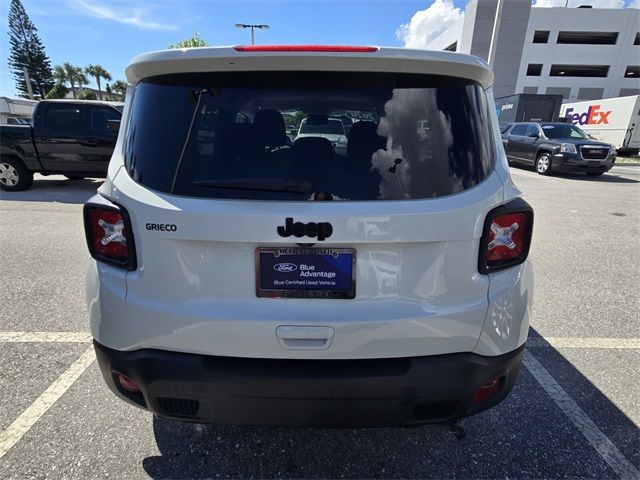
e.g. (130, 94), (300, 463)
(193, 178), (313, 193)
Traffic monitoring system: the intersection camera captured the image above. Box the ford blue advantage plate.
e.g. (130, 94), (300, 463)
(256, 247), (356, 299)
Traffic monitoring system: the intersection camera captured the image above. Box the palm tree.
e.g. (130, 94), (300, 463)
(110, 80), (128, 98)
(53, 64), (67, 87)
(53, 63), (87, 99)
(85, 64), (111, 100)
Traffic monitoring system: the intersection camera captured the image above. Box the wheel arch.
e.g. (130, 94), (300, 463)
(0, 153), (30, 170)
(535, 147), (554, 158)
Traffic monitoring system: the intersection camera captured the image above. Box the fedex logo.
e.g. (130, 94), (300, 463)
(564, 105), (612, 125)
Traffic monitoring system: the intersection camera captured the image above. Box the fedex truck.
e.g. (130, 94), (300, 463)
(561, 95), (640, 154)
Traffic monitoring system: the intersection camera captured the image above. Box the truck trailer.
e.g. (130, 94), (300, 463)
(561, 95), (640, 154)
(0, 96), (36, 125)
(495, 94), (564, 125)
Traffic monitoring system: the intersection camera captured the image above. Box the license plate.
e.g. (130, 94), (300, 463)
(256, 247), (356, 299)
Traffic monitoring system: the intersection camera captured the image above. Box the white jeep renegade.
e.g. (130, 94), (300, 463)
(84, 45), (534, 427)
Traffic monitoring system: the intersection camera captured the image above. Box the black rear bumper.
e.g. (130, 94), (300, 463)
(94, 341), (525, 427)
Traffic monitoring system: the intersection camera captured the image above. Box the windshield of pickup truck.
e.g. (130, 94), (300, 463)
(299, 119), (345, 136)
(124, 71), (495, 201)
(541, 124), (589, 139)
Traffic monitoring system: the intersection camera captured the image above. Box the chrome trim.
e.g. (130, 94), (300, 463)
(579, 145), (610, 161)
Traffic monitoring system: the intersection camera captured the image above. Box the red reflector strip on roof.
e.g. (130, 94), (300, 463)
(234, 45), (379, 53)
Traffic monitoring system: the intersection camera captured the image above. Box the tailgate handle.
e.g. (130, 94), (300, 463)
(276, 326), (334, 350)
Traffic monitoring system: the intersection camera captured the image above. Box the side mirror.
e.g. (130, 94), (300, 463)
(107, 119), (121, 133)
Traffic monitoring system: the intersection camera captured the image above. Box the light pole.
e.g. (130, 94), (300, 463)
(487, 0), (504, 68)
(235, 23), (270, 45)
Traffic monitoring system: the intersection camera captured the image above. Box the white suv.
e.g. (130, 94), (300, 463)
(84, 45), (534, 427)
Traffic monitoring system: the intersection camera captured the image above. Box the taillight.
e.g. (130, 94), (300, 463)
(83, 198), (136, 270)
(233, 45), (379, 52)
(479, 198), (533, 274)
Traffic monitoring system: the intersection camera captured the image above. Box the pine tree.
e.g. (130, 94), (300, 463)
(7, 0), (55, 99)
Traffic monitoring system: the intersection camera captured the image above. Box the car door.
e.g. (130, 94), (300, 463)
(82, 105), (121, 174)
(506, 124), (528, 164)
(34, 102), (91, 173)
(522, 124), (542, 164)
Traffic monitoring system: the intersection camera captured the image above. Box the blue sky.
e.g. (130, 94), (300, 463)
(1, 0), (638, 97)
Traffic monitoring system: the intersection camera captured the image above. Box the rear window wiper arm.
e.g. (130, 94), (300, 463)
(193, 179), (312, 194)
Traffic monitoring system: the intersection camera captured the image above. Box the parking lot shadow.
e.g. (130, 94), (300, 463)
(509, 165), (639, 183)
(558, 172), (640, 183)
(142, 327), (639, 479)
(0, 176), (102, 204)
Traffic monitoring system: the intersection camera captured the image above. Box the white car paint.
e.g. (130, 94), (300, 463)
(86, 47), (532, 362)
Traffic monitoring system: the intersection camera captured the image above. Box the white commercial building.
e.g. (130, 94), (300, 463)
(427, 0), (640, 101)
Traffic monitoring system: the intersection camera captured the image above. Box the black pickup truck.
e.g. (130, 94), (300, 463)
(0, 100), (123, 191)
(501, 122), (615, 177)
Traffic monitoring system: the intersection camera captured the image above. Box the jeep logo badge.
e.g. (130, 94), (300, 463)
(277, 217), (333, 241)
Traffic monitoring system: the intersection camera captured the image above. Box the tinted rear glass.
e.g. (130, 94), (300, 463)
(125, 72), (495, 201)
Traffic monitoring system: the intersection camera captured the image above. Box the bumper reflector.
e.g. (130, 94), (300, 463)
(473, 377), (504, 403)
(116, 373), (141, 394)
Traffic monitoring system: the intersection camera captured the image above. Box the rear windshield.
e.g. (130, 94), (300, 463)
(124, 72), (495, 201)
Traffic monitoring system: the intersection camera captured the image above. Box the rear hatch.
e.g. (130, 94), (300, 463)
(112, 64), (503, 359)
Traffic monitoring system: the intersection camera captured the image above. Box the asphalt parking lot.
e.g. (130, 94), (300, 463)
(0, 166), (638, 479)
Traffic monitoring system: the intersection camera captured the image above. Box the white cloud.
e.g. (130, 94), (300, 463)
(628, 0), (640, 7)
(533, 0), (624, 7)
(396, 0), (464, 49)
(70, 0), (178, 31)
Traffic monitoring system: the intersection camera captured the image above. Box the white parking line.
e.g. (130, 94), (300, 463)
(0, 332), (91, 343)
(527, 337), (640, 349)
(1, 332), (637, 469)
(523, 350), (640, 480)
(0, 346), (95, 460)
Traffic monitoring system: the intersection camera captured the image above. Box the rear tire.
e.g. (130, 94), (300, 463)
(64, 174), (85, 180)
(587, 172), (604, 177)
(535, 153), (552, 176)
(0, 157), (33, 191)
